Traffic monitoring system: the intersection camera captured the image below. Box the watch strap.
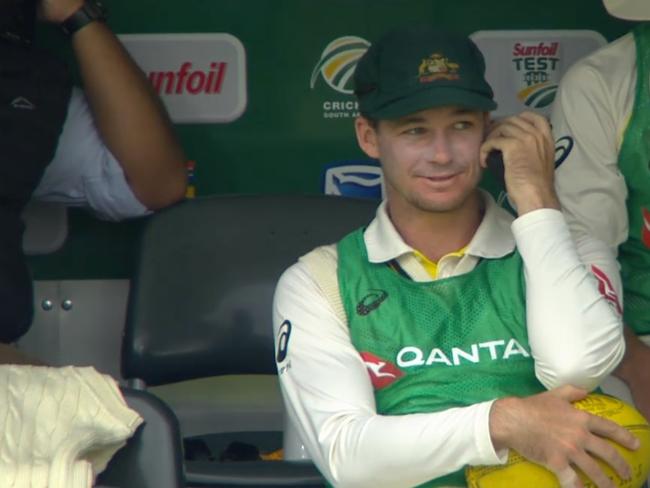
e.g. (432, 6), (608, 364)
(61, 1), (107, 37)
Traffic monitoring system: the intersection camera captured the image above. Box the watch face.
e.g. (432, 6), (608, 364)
(0, 0), (37, 47)
(87, 0), (107, 19)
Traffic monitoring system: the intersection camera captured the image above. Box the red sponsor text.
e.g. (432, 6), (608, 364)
(148, 61), (228, 95)
(512, 42), (559, 57)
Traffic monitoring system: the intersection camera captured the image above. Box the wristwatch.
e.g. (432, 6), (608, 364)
(61, 0), (108, 37)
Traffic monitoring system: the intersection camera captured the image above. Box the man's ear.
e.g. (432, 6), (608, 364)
(355, 117), (380, 159)
(482, 112), (491, 139)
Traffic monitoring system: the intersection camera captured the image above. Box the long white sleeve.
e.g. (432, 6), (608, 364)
(514, 209), (625, 390)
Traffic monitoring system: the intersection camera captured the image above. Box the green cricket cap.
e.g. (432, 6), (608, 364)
(354, 27), (497, 119)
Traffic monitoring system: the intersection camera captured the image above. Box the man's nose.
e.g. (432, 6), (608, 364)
(426, 134), (453, 165)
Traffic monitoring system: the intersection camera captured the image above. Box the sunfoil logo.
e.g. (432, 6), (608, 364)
(119, 33), (247, 123)
(148, 62), (227, 95)
(512, 41), (560, 109)
(310, 36), (370, 95)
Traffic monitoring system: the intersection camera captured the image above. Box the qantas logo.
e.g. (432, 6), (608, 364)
(591, 265), (622, 315)
(643, 208), (650, 249)
(360, 352), (403, 389)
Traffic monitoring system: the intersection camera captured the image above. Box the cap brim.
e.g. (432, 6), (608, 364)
(603, 0), (650, 20)
(367, 86), (497, 120)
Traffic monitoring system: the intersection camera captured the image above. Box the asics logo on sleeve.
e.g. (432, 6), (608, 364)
(591, 265), (623, 315)
(276, 320), (292, 363)
(360, 352), (403, 389)
(554, 136), (574, 169)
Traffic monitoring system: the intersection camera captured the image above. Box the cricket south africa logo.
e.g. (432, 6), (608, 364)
(311, 36), (369, 119)
(512, 41), (561, 109)
(310, 36), (370, 94)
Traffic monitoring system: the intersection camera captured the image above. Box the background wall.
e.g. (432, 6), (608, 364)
(26, 0), (634, 279)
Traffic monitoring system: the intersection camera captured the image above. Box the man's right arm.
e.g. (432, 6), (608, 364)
(490, 386), (638, 488)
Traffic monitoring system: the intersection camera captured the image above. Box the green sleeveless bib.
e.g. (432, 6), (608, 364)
(337, 229), (546, 487)
(617, 24), (650, 334)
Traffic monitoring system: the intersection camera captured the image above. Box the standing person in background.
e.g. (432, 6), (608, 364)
(0, 0), (187, 344)
(551, 0), (650, 421)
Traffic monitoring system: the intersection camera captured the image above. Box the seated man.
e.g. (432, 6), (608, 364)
(0, 0), (187, 343)
(273, 27), (638, 487)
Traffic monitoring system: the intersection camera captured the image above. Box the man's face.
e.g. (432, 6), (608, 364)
(355, 106), (487, 215)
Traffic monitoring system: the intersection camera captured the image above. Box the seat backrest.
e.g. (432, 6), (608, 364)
(122, 194), (377, 386)
(96, 388), (185, 488)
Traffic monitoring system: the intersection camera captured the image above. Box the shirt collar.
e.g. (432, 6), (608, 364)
(364, 190), (516, 264)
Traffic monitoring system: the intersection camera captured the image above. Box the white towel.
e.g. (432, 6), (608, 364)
(0, 365), (143, 488)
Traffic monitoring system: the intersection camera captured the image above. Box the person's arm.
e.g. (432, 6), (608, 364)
(39, 0), (187, 210)
(274, 255), (502, 488)
(513, 209), (625, 390)
(489, 384), (638, 488)
(482, 111), (626, 390)
(550, 36), (650, 422)
(550, 41), (631, 251)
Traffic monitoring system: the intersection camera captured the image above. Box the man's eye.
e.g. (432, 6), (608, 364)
(404, 127), (425, 135)
(453, 121), (473, 130)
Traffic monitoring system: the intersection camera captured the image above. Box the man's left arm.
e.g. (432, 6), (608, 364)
(40, 0), (187, 210)
(482, 111), (626, 390)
